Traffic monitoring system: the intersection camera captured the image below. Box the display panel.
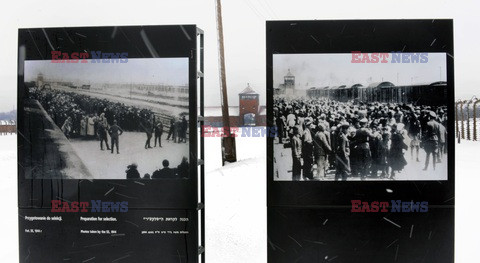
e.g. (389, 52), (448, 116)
(18, 25), (202, 262)
(267, 20), (454, 263)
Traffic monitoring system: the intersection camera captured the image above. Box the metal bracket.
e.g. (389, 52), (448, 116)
(197, 203), (204, 210)
(197, 71), (204, 78)
(197, 116), (205, 122)
(198, 246), (205, 255)
(198, 159), (204, 166)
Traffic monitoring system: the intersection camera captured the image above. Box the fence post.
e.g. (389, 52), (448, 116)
(474, 99), (479, 141)
(461, 101), (466, 139)
(456, 100), (461, 140)
(467, 97), (477, 140)
(467, 101), (472, 140)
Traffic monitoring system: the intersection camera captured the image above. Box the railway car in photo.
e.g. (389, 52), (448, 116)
(306, 81), (447, 106)
(418, 81), (448, 106)
(349, 83), (366, 102)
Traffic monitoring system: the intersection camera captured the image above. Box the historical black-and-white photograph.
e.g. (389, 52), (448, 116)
(23, 58), (190, 179)
(273, 53), (448, 181)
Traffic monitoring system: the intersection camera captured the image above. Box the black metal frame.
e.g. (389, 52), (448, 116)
(266, 20), (455, 263)
(17, 25), (204, 263)
(196, 27), (206, 263)
(267, 19), (455, 208)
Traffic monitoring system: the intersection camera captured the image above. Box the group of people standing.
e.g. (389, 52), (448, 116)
(61, 112), (124, 154)
(143, 115), (188, 149)
(30, 87), (156, 138)
(166, 116), (189, 143)
(274, 98), (447, 181)
(30, 87), (189, 153)
(125, 157), (190, 179)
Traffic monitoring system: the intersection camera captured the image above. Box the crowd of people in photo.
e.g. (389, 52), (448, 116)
(274, 97), (448, 180)
(125, 157), (190, 179)
(28, 87), (189, 154)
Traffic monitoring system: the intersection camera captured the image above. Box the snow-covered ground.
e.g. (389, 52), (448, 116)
(205, 134), (267, 263)
(454, 139), (480, 263)
(70, 132), (189, 179)
(2, 131), (480, 262)
(0, 134), (19, 261)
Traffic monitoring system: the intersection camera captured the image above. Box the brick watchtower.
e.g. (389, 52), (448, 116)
(239, 84), (259, 126)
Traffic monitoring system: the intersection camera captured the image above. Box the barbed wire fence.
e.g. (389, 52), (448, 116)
(456, 96), (478, 143)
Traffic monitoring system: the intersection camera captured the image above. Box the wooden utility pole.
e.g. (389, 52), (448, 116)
(215, 0), (237, 164)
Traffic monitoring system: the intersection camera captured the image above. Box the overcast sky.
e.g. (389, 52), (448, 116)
(0, 0), (479, 112)
(24, 58), (188, 86)
(274, 53), (446, 89)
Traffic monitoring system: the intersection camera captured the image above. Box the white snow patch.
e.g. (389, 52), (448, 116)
(0, 134), (19, 261)
(455, 139), (480, 263)
(69, 132), (189, 179)
(205, 132), (267, 263)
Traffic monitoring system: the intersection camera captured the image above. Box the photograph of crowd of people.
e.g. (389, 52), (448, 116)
(273, 53), (448, 181)
(23, 58), (190, 179)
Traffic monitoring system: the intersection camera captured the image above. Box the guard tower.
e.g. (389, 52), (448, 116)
(284, 69), (295, 96)
(239, 84), (259, 126)
(36, 73), (44, 88)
